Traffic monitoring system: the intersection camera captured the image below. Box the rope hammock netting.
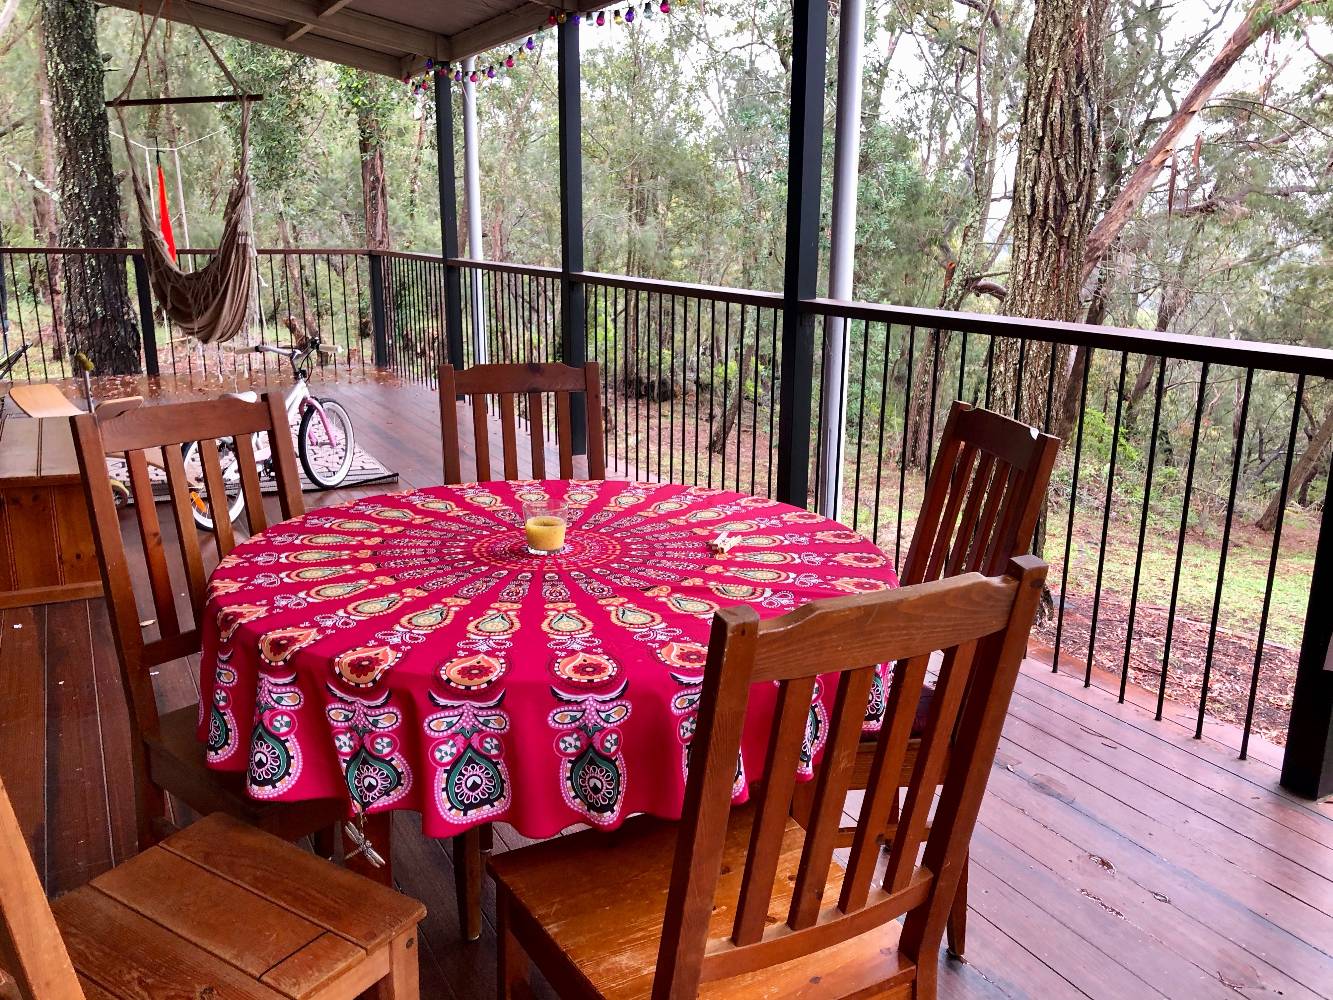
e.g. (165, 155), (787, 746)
(111, 2), (257, 347)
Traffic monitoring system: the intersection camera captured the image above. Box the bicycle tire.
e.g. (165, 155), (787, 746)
(299, 398), (356, 489)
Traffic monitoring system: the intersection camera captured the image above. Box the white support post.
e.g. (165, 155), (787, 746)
(462, 56), (487, 364)
(816, 0), (865, 522)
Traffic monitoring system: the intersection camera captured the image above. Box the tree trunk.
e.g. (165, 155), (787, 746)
(995, 0), (1107, 429)
(40, 0), (140, 374)
(33, 17), (65, 360)
(1257, 404), (1333, 531)
(359, 131), (390, 251)
(1048, 0), (1309, 448)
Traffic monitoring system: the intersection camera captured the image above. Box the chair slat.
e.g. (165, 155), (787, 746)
(471, 394), (492, 482)
(439, 366), (463, 484)
(262, 393), (305, 522)
(962, 460), (1008, 573)
(555, 392), (574, 479)
(882, 640), (978, 894)
(839, 653), (932, 912)
(125, 449), (181, 639)
(198, 438), (236, 558)
(983, 463), (1033, 575)
(787, 666), (876, 931)
(528, 390), (546, 480)
(499, 392), (519, 480)
(732, 675), (816, 945)
(585, 364), (606, 479)
(162, 445), (208, 619)
(922, 444), (979, 583)
(944, 452), (996, 578)
(232, 433), (267, 536)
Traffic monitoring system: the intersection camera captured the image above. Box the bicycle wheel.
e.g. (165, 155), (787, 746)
(181, 440), (246, 532)
(298, 398), (356, 489)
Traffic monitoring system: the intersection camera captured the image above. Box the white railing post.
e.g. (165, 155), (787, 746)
(816, 0), (865, 521)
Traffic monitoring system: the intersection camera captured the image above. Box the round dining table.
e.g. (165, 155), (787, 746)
(198, 479), (900, 839)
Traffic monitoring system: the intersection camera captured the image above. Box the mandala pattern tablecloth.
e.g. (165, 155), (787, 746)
(199, 480), (899, 838)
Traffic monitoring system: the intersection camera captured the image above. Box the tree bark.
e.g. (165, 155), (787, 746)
(33, 17), (65, 360)
(996, 0), (1107, 429)
(40, 0), (140, 374)
(1257, 404), (1333, 532)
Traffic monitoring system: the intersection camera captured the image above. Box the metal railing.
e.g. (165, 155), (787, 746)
(3, 244), (1328, 792)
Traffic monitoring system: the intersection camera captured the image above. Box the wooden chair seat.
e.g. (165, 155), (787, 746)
(22, 811), (425, 999)
(146, 705), (346, 841)
(490, 808), (913, 999)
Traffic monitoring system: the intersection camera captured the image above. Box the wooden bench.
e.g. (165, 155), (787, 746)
(0, 415), (102, 608)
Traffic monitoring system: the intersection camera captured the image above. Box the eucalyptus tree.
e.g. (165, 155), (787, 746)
(39, 0), (140, 373)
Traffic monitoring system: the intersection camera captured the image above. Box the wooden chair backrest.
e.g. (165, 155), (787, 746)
(901, 401), (1060, 586)
(69, 394), (304, 746)
(438, 362), (605, 483)
(0, 778), (83, 999)
(653, 556), (1047, 997)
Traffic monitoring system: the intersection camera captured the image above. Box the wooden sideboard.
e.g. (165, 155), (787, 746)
(0, 417), (102, 608)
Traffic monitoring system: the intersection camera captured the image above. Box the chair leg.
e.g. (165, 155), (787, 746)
(946, 853), (968, 958)
(137, 780), (170, 850)
(311, 824), (338, 861)
(497, 890), (530, 1000)
(454, 827), (484, 942)
(370, 927), (420, 1000)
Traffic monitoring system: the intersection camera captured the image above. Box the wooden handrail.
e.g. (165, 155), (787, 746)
(5, 246), (1331, 378)
(805, 297), (1333, 379)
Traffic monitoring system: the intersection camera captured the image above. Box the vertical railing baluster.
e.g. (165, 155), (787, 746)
(1120, 357), (1167, 703)
(1086, 351), (1131, 687)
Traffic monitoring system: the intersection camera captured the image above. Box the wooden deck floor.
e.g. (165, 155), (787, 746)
(2, 371), (1331, 999)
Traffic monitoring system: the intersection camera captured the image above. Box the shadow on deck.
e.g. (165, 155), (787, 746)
(1, 370), (1329, 1000)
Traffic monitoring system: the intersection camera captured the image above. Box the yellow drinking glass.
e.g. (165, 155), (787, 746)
(523, 502), (569, 555)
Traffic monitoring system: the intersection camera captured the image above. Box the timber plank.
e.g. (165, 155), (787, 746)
(54, 888), (287, 1000)
(43, 599), (114, 894)
(978, 771), (1329, 1000)
(0, 604), (46, 879)
(92, 845), (325, 978)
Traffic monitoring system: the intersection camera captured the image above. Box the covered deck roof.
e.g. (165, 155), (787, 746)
(97, 0), (613, 78)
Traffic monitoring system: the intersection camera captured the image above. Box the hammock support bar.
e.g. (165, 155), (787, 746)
(106, 93), (264, 108)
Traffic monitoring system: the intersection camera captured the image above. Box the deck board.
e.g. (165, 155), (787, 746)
(0, 369), (1329, 999)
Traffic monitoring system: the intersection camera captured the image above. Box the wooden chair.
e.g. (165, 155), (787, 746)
(438, 362), (605, 483)
(437, 361), (605, 939)
(492, 557), (1046, 999)
(0, 777), (425, 999)
(793, 400), (1060, 957)
(69, 395), (346, 854)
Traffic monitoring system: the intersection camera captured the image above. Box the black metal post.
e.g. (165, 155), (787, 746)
(1282, 467), (1333, 799)
(775, 0), (827, 508)
(0, 228), (10, 350)
(435, 70), (465, 373)
(130, 251), (159, 377)
(558, 15), (588, 454)
(368, 251), (390, 369)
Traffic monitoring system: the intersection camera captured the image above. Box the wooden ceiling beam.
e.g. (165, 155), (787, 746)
(97, 0), (404, 78)
(285, 0), (354, 44)
(205, 0), (444, 59)
(445, 3), (608, 62)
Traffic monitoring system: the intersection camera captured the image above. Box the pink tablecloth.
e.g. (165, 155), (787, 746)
(199, 480), (899, 838)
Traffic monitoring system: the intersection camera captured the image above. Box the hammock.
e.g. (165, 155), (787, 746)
(112, 4), (257, 346)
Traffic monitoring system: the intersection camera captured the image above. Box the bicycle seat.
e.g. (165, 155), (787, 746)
(224, 390), (261, 404)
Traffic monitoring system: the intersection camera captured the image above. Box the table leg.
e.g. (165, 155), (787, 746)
(453, 827), (484, 942)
